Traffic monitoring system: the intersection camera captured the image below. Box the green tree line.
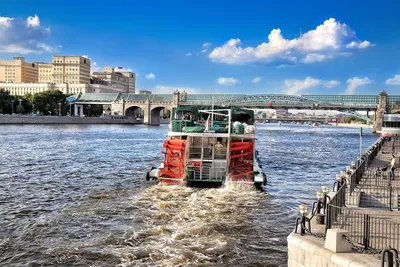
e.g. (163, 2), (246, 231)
(0, 89), (103, 116)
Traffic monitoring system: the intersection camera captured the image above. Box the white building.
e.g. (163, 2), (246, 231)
(0, 83), (126, 95)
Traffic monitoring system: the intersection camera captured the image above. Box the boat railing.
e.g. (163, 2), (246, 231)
(186, 165), (226, 182)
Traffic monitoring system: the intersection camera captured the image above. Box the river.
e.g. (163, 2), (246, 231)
(0, 124), (378, 267)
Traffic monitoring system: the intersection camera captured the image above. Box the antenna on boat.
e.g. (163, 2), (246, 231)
(211, 96), (214, 127)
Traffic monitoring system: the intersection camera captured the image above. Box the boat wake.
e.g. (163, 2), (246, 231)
(112, 184), (264, 266)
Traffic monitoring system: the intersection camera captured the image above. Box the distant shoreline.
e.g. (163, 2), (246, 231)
(0, 116), (142, 125)
(335, 123), (372, 129)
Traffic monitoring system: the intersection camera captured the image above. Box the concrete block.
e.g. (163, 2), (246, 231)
(330, 253), (352, 267)
(288, 258), (305, 267)
(314, 245), (334, 263)
(304, 249), (319, 267)
(325, 229), (352, 253)
(300, 239), (317, 253)
(288, 232), (303, 247)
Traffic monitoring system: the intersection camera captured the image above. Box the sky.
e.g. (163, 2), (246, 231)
(0, 0), (400, 95)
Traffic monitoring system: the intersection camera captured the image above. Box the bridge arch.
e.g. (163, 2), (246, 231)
(125, 106), (145, 122)
(150, 106), (171, 125)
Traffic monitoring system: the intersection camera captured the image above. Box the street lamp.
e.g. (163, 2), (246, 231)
(32, 103), (35, 115)
(321, 186), (331, 214)
(88, 104), (91, 117)
(18, 98), (22, 106)
(295, 204), (311, 235)
(58, 103), (62, 116)
(11, 100), (15, 114)
(311, 191), (325, 225)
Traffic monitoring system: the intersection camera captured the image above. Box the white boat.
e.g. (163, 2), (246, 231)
(147, 106), (267, 189)
(382, 114), (400, 135)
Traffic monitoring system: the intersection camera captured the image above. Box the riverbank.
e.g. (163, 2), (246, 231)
(335, 123), (372, 129)
(0, 115), (170, 124)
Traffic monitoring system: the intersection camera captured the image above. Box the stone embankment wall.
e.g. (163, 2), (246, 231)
(288, 232), (380, 267)
(0, 116), (170, 125)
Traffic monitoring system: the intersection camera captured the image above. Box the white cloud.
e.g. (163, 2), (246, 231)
(203, 42), (212, 48)
(91, 62), (101, 73)
(217, 77), (240, 86)
(346, 40), (372, 49)
(385, 75), (400, 85)
(301, 53), (334, 64)
(146, 73), (156, 79)
(197, 42), (212, 55)
(26, 15), (40, 27)
(345, 77), (372, 94)
(209, 18), (373, 65)
(0, 17), (14, 28)
(0, 15), (57, 54)
(283, 76), (340, 95)
(251, 77), (262, 84)
(153, 85), (199, 94)
(186, 52), (192, 56)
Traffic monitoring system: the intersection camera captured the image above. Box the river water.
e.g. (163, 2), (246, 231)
(0, 124), (378, 267)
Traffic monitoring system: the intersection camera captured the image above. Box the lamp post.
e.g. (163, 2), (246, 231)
(88, 104), (91, 117)
(11, 100), (15, 114)
(321, 186), (331, 214)
(58, 103), (62, 116)
(295, 204), (311, 235)
(311, 191), (325, 225)
(32, 103), (35, 115)
(18, 98), (22, 106)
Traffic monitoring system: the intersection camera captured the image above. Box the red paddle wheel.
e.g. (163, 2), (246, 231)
(159, 140), (186, 184)
(229, 141), (254, 182)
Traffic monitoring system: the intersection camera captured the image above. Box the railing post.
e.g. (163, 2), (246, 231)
(326, 204), (331, 231)
(364, 214), (370, 250)
(390, 186), (393, 211)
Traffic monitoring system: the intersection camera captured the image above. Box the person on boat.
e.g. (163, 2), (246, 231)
(391, 154), (396, 180)
(215, 141), (223, 154)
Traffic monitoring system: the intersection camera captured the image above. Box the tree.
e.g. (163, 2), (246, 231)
(84, 104), (103, 117)
(344, 116), (367, 124)
(163, 108), (171, 119)
(16, 105), (25, 114)
(32, 90), (68, 115)
(0, 89), (14, 114)
(13, 95), (33, 114)
(344, 116), (354, 123)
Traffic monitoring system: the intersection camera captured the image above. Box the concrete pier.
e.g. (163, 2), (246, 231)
(288, 137), (400, 267)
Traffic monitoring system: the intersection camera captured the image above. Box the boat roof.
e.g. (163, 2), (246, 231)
(168, 132), (256, 139)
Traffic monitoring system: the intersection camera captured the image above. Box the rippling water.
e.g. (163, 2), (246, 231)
(0, 124), (378, 267)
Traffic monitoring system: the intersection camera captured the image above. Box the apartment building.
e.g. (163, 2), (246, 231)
(91, 66), (134, 93)
(0, 56), (39, 83)
(52, 56), (91, 84)
(38, 63), (54, 83)
(114, 67), (136, 93)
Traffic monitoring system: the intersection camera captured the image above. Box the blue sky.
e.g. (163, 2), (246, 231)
(1, 0), (400, 95)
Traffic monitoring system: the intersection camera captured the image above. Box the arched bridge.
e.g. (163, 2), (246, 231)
(72, 90), (400, 127)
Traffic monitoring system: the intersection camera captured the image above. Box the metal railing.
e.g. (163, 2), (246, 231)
(186, 166), (226, 181)
(346, 184), (397, 210)
(327, 205), (400, 252)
